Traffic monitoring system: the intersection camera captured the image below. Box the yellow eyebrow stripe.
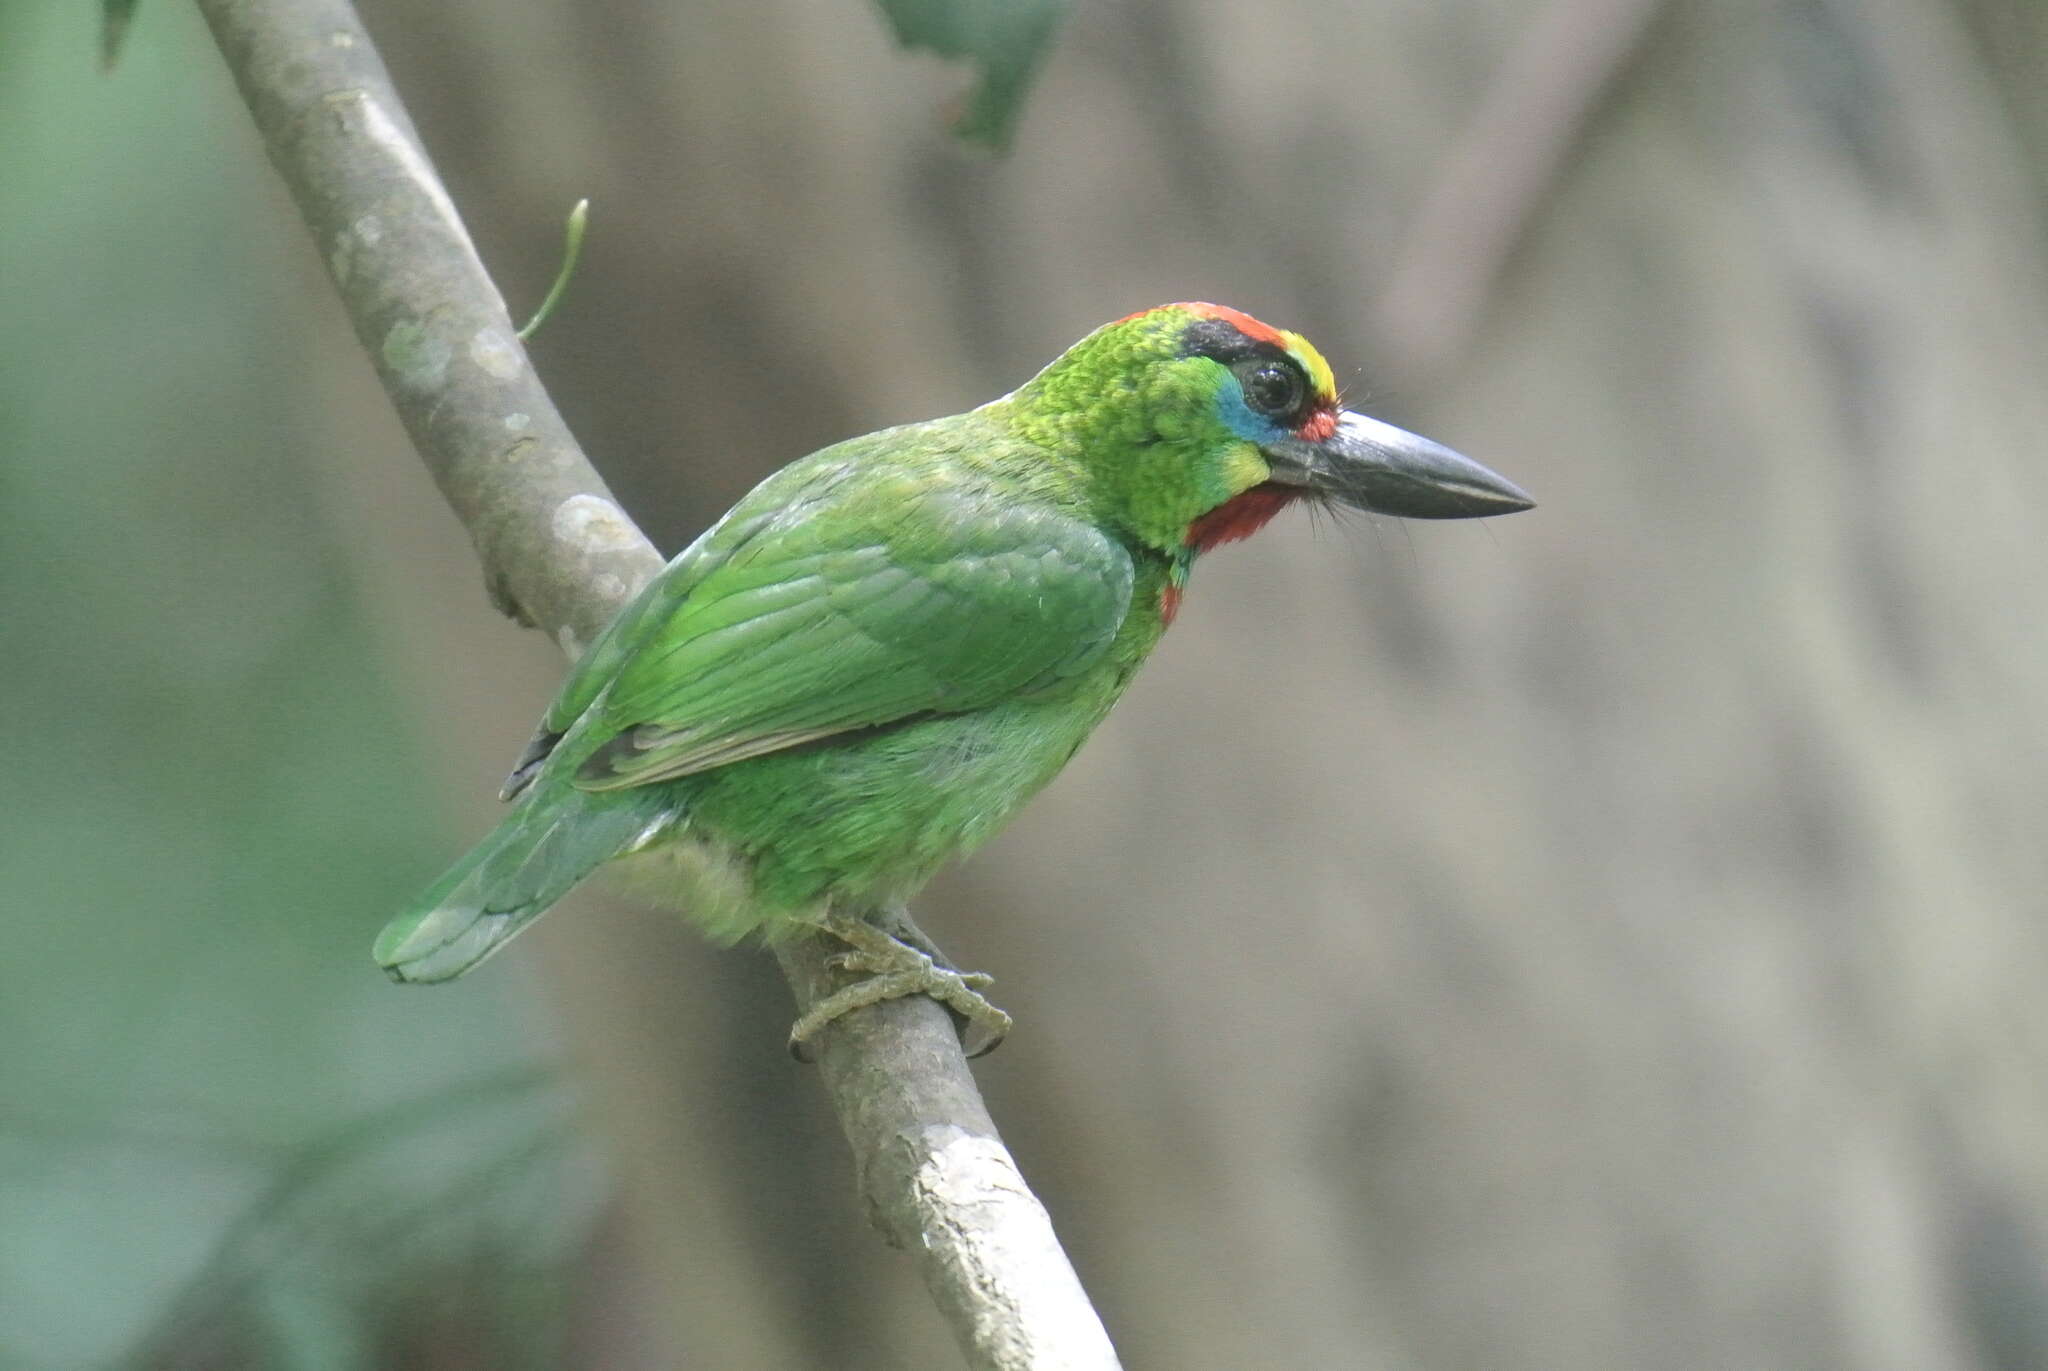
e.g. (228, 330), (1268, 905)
(1279, 330), (1337, 404)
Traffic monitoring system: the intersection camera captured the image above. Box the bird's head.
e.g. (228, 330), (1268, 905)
(999, 302), (1532, 557)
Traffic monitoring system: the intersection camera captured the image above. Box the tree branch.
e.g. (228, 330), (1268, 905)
(1369, 0), (1667, 384)
(192, 1), (1119, 1365)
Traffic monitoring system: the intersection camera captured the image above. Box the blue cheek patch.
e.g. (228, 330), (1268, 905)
(1213, 382), (1286, 444)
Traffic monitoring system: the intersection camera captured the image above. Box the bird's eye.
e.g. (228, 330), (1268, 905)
(1235, 359), (1307, 419)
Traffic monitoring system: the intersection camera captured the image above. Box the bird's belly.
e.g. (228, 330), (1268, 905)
(656, 691), (1115, 937)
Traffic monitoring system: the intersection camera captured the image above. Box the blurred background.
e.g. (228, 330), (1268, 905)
(7, 0), (2048, 1366)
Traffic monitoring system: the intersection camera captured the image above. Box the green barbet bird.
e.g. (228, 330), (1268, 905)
(377, 304), (1531, 1052)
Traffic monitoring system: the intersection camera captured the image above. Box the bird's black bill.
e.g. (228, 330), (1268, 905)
(1264, 411), (1533, 519)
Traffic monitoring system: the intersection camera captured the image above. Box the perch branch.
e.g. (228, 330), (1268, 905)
(192, 1), (1118, 1365)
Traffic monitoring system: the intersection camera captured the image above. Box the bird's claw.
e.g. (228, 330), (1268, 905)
(789, 914), (1011, 1062)
(824, 948), (994, 992)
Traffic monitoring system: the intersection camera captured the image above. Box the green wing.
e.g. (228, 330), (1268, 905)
(558, 469), (1133, 792)
(547, 459), (861, 733)
(498, 452), (865, 798)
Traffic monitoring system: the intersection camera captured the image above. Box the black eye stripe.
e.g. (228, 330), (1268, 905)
(1179, 318), (1316, 425)
(1179, 318), (1293, 368)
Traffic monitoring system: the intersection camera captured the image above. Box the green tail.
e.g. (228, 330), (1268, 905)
(375, 787), (671, 983)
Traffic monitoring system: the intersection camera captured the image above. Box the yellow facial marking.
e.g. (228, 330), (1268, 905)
(1279, 330), (1338, 405)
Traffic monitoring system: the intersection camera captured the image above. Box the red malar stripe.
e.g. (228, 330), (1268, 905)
(1184, 483), (1297, 555)
(1160, 582), (1185, 626)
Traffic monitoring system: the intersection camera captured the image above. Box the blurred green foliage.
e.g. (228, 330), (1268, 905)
(99, 0), (140, 70)
(869, 0), (1069, 149)
(0, 7), (594, 1367)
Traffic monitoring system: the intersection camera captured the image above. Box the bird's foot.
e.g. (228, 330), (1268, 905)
(787, 912), (1012, 1062)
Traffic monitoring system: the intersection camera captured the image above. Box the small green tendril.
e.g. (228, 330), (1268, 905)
(516, 198), (589, 341)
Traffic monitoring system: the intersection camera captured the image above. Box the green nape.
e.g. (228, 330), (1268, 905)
(988, 305), (1272, 554)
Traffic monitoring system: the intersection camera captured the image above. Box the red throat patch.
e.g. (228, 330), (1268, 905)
(1184, 484), (1297, 555)
(1162, 485), (1298, 627)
